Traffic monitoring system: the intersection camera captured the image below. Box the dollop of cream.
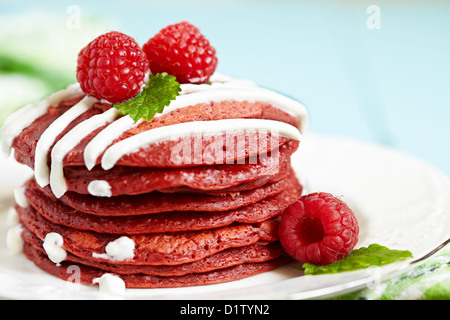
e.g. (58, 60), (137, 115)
(6, 225), (24, 254)
(87, 180), (112, 197)
(93, 236), (135, 261)
(92, 273), (126, 295)
(13, 186), (29, 208)
(43, 232), (67, 264)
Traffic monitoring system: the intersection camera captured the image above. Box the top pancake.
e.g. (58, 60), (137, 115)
(11, 98), (300, 170)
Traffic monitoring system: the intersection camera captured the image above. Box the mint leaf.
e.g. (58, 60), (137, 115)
(302, 244), (413, 275)
(114, 73), (181, 122)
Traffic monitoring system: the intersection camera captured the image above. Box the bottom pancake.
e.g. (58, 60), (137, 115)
(23, 242), (291, 288)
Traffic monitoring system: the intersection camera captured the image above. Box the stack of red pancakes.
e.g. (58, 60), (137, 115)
(6, 23), (308, 288)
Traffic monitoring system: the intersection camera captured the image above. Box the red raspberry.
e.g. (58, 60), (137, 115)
(143, 21), (218, 84)
(76, 31), (150, 103)
(279, 193), (359, 266)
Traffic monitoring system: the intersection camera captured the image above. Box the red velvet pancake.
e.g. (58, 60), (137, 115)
(17, 204), (281, 266)
(59, 140), (297, 196)
(23, 242), (291, 288)
(22, 228), (285, 277)
(4, 71), (306, 290)
(23, 172), (302, 234)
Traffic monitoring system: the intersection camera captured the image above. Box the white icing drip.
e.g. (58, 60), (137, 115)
(163, 86), (308, 133)
(88, 180), (112, 197)
(92, 236), (135, 261)
(34, 95), (97, 188)
(6, 225), (23, 254)
(83, 116), (138, 170)
(92, 273), (126, 295)
(50, 107), (119, 198)
(43, 232), (67, 264)
(0, 83), (83, 157)
(13, 186), (29, 208)
(101, 119), (301, 170)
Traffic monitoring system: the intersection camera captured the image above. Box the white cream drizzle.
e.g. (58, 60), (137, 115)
(34, 95), (98, 188)
(50, 107), (120, 198)
(6, 207), (19, 227)
(87, 180), (112, 197)
(6, 224), (24, 254)
(179, 75), (255, 94)
(2, 73), (308, 198)
(1, 83), (83, 157)
(13, 186), (29, 208)
(47, 83), (84, 107)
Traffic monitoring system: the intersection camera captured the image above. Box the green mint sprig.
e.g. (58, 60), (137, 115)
(114, 72), (181, 122)
(302, 244), (413, 275)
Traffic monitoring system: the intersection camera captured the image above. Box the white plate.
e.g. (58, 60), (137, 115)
(0, 134), (449, 300)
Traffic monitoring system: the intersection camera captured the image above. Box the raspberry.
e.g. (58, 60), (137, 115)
(143, 21), (218, 84)
(278, 193), (359, 266)
(76, 31), (150, 104)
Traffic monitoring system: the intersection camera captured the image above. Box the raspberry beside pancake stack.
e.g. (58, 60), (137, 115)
(3, 74), (308, 289)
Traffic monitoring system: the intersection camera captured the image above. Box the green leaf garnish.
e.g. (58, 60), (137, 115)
(302, 244), (413, 275)
(113, 73), (181, 122)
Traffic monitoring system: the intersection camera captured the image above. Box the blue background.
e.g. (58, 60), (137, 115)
(1, 0), (449, 176)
